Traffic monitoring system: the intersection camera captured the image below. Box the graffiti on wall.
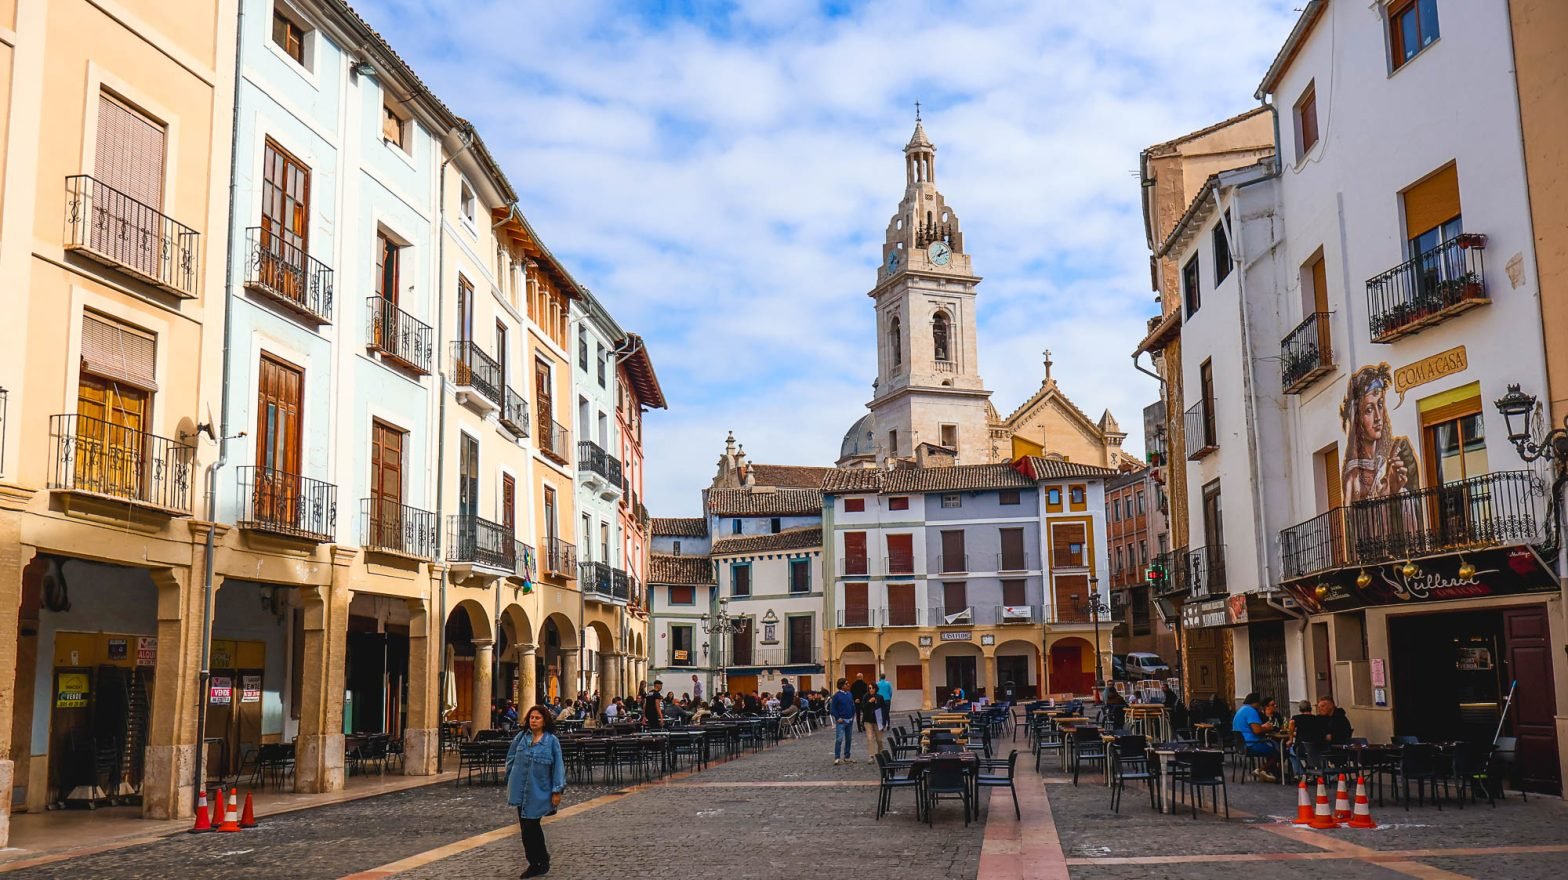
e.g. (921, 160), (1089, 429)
(1339, 363), (1420, 503)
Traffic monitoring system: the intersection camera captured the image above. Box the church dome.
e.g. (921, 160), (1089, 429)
(839, 413), (877, 461)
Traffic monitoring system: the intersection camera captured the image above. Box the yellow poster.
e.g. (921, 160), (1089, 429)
(56, 671), (89, 708)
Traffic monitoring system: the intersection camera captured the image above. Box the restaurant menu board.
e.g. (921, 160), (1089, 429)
(1282, 545), (1557, 614)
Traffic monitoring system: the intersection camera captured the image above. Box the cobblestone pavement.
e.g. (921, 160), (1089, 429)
(1037, 756), (1568, 880)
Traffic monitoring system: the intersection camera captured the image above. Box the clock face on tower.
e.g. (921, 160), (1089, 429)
(886, 249), (900, 273)
(928, 241), (952, 266)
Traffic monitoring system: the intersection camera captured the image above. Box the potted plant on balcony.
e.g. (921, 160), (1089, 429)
(1435, 271), (1483, 306)
(1454, 233), (1487, 250)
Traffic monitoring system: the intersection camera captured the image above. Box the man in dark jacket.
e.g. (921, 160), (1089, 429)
(850, 674), (870, 730)
(779, 678), (796, 711)
(643, 680), (665, 729)
(1318, 697), (1353, 744)
(829, 679), (856, 764)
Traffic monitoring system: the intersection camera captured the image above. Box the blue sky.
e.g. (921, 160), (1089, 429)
(355, 0), (1302, 515)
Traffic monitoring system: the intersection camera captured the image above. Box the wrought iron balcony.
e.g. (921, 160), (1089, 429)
(1185, 544), (1227, 599)
(885, 553), (916, 576)
(1280, 470), (1546, 578)
(48, 414), (194, 514)
(1367, 234), (1488, 343)
(65, 175), (199, 298)
(936, 553), (968, 574)
(544, 536), (577, 577)
(1150, 551), (1182, 597)
(996, 552), (1033, 573)
(366, 297), (432, 374)
(885, 604), (919, 627)
(539, 420), (570, 465)
(612, 567), (630, 601)
(580, 560), (612, 597)
(447, 513), (515, 571)
(243, 226), (333, 323)
(996, 604), (1038, 623)
(360, 498), (437, 559)
(1184, 400), (1217, 460)
(1281, 311), (1334, 393)
(451, 341), (503, 410)
(745, 645), (822, 667)
(837, 608), (878, 628)
(515, 541), (535, 581)
(841, 554), (870, 576)
(500, 386), (529, 437)
(933, 605), (976, 626)
(576, 441), (623, 494)
(237, 465), (336, 541)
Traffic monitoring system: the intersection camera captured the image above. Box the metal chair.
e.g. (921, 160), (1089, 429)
(875, 750), (922, 820)
(977, 750), (1021, 819)
(924, 756), (973, 826)
(1177, 750), (1228, 819)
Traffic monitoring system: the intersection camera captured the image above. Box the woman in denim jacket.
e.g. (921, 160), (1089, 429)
(506, 705), (567, 877)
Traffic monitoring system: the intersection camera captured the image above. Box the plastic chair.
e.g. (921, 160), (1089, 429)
(1397, 743), (1443, 810)
(1177, 750), (1228, 819)
(924, 757), (973, 826)
(1110, 737), (1156, 813)
(1071, 726), (1106, 786)
(874, 751), (922, 820)
(977, 749), (1021, 819)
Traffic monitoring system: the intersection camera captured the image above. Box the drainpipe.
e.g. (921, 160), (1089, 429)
(191, 1), (246, 810)
(433, 123), (476, 771)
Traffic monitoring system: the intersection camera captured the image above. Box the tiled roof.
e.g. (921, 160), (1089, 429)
(1022, 456), (1121, 480)
(649, 554), (714, 585)
(747, 464), (837, 489)
(651, 517), (707, 538)
(710, 527), (823, 557)
(821, 463), (1031, 495)
(706, 487), (823, 517)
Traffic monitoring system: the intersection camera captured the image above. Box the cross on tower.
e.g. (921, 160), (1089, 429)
(1043, 348), (1053, 380)
(914, 100), (921, 122)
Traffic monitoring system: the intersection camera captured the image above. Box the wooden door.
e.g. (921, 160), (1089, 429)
(1053, 574), (1088, 622)
(1503, 606), (1562, 794)
(843, 531), (867, 575)
(93, 93), (167, 276)
(887, 583), (916, 626)
(1049, 645), (1085, 695)
(255, 355), (303, 523)
(75, 373), (148, 498)
(1199, 360), (1216, 446)
(501, 474), (516, 535)
(886, 533), (913, 574)
(496, 322), (509, 390)
(535, 358), (553, 436)
(730, 620), (753, 667)
(787, 615), (813, 665)
(260, 138), (310, 302)
(844, 581), (869, 627)
(999, 527), (1025, 570)
(1051, 522), (1086, 567)
(453, 278), (474, 383)
(373, 233), (400, 349)
(370, 420), (404, 549)
(940, 530), (964, 573)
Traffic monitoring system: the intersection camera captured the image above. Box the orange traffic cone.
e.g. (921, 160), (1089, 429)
(1348, 776), (1378, 829)
(239, 791), (258, 828)
(1309, 778), (1340, 829)
(1292, 778), (1313, 825)
(216, 788), (242, 832)
(1333, 774), (1352, 821)
(188, 788), (213, 833)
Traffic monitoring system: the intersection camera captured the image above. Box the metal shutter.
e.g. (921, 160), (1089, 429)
(95, 93), (165, 208)
(81, 312), (158, 391)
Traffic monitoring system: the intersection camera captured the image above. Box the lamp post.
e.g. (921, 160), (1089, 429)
(1088, 575), (1110, 690)
(1495, 384), (1568, 463)
(701, 597), (745, 695)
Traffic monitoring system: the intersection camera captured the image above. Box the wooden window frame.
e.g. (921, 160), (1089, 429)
(844, 497), (866, 513)
(1212, 212), (1232, 285)
(1182, 253), (1201, 317)
(670, 584), (695, 606)
(1295, 82), (1319, 159)
(1388, 0), (1440, 72)
(888, 496), (910, 511)
(272, 7), (306, 66)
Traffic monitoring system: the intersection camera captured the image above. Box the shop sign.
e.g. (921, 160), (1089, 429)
(1226, 595), (1249, 625)
(918, 636), (933, 646)
(56, 671), (90, 708)
(241, 675), (262, 704)
(1283, 545), (1558, 614)
(939, 631), (972, 641)
(107, 638), (128, 661)
(1393, 345), (1467, 405)
(1181, 599), (1229, 630)
(210, 676), (233, 706)
(673, 649), (689, 661)
(136, 637), (158, 667)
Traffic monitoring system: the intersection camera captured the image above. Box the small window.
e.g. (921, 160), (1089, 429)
(889, 496), (910, 511)
(731, 518), (742, 535)
(670, 584), (695, 605)
(999, 489), (1020, 506)
(941, 494), (961, 509)
(672, 541), (682, 556)
(1389, 0), (1440, 71)
(1182, 253), (1201, 317)
(1069, 486), (1086, 506)
(1212, 212), (1232, 285)
(382, 100), (408, 152)
(597, 342), (606, 387)
(1111, 499), (1120, 522)
(789, 558), (810, 594)
(1136, 491), (1145, 515)
(770, 517), (782, 534)
(844, 497), (866, 513)
(459, 179), (476, 226)
(578, 327), (588, 369)
(272, 7), (306, 66)
(731, 564), (751, 597)
(1295, 82), (1319, 159)
(1047, 487), (1062, 506)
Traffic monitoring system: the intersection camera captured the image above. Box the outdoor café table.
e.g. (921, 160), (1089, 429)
(1193, 722), (1217, 748)
(1270, 732), (1291, 784)
(1127, 705), (1168, 741)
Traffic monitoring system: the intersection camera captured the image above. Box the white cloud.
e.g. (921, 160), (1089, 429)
(355, 0), (1301, 513)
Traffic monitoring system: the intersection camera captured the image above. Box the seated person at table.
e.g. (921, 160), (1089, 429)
(1318, 697), (1353, 745)
(690, 701), (712, 725)
(603, 697), (624, 722)
(1287, 700), (1324, 779)
(1231, 692), (1281, 782)
(1102, 687), (1127, 730)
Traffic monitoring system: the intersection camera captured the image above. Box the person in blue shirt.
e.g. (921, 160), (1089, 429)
(507, 705), (567, 877)
(875, 672), (894, 728)
(1231, 692), (1281, 782)
(829, 678), (857, 765)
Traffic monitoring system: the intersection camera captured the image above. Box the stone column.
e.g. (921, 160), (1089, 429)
(143, 565), (203, 820)
(471, 638), (494, 734)
(602, 652), (623, 707)
(0, 488), (37, 847)
(296, 582), (351, 794)
(517, 644), (537, 706)
(402, 597), (438, 776)
(983, 653), (998, 702)
(919, 655), (934, 711)
(560, 648), (580, 701)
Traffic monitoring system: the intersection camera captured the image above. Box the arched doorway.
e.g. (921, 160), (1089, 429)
(1048, 636), (1096, 697)
(499, 604), (533, 707)
(881, 640), (921, 711)
(929, 642), (984, 703)
(994, 639), (1042, 701)
(839, 641), (876, 688)
(539, 613), (578, 705)
(444, 600), (493, 733)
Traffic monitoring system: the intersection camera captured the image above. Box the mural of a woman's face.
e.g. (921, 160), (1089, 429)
(1357, 393), (1384, 443)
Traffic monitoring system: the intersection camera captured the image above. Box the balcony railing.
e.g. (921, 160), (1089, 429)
(540, 420), (570, 464)
(933, 605), (975, 625)
(885, 605), (919, 627)
(1184, 400), (1217, 460)
(366, 297), (432, 374)
(237, 465), (336, 541)
(451, 341), (503, 408)
(544, 536), (577, 577)
(741, 645), (822, 667)
(48, 414), (195, 513)
(996, 552), (1032, 572)
(580, 561), (613, 596)
(996, 604), (1038, 623)
(837, 608), (878, 628)
(516, 541), (535, 581)
(1367, 234), (1488, 343)
(65, 175), (199, 297)
(447, 513), (515, 571)
(1150, 551), (1182, 597)
(500, 387), (529, 436)
(612, 567), (630, 601)
(1281, 311), (1333, 393)
(885, 554), (916, 576)
(243, 226), (333, 322)
(577, 441), (623, 487)
(360, 498), (437, 559)
(1185, 544), (1227, 599)
(936, 554), (968, 574)
(1280, 470), (1546, 579)
(841, 554), (870, 576)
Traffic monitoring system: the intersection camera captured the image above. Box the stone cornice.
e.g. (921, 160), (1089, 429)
(0, 482), (39, 511)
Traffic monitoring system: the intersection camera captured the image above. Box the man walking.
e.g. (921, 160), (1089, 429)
(692, 674), (704, 703)
(644, 680), (666, 730)
(830, 678), (856, 765)
(875, 672), (894, 728)
(850, 673), (870, 731)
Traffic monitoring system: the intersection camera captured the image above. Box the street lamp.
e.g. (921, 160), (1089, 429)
(701, 597), (745, 694)
(1088, 575), (1110, 691)
(1495, 384), (1568, 463)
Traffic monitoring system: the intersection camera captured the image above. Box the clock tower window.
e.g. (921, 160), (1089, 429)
(933, 311), (951, 361)
(889, 317), (902, 368)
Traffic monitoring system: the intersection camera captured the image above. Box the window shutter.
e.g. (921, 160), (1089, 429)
(1403, 164), (1461, 240)
(95, 93), (165, 208)
(81, 313), (158, 390)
